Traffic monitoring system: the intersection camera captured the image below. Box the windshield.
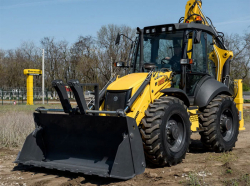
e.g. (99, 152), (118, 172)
(134, 31), (184, 72)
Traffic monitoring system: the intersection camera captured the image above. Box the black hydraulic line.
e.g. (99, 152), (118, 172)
(67, 79), (88, 115)
(86, 110), (125, 116)
(185, 13), (206, 24)
(179, 17), (184, 23)
(133, 37), (140, 72)
(124, 71), (153, 113)
(128, 41), (135, 72)
(222, 58), (231, 86)
(196, 4), (227, 50)
(98, 76), (116, 100)
(52, 80), (72, 113)
(119, 34), (134, 42)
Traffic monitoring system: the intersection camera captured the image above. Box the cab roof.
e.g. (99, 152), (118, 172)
(143, 22), (215, 36)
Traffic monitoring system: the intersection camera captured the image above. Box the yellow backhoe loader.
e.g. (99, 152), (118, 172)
(15, 0), (245, 180)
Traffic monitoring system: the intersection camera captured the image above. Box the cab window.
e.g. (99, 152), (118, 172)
(207, 34), (217, 78)
(191, 32), (207, 73)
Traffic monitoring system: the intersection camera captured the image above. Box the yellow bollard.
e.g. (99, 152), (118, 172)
(234, 79), (245, 131)
(23, 69), (42, 105)
(26, 75), (34, 105)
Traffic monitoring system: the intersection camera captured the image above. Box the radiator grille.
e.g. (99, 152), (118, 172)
(105, 91), (129, 111)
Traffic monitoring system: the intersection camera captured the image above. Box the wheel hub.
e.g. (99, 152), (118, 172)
(221, 115), (232, 131)
(171, 125), (179, 140)
(167, 121), (179, 140)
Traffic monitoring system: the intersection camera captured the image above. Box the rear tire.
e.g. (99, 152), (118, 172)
(199, 95), (239, 152)
(140, 96), (191, 166)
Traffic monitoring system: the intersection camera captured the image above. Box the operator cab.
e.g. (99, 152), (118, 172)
(132, 23), (223, 105)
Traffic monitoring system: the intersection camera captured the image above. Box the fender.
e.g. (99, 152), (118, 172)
(194, 77), (231, 108)
(160, 88), (190, 107)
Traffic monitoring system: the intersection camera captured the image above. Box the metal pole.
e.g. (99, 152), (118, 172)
(18, 88), (19, 105)
(111, 57), (113, 77)
(46, 89), (48, 104)
(42, 49), (45, 105)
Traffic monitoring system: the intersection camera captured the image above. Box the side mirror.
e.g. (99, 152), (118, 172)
(114, 61), (126, 67)
(115, 33), (121, 45)
(194, 30), (202, 44)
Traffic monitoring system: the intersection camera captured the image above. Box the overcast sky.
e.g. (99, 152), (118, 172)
(0, 0), (250, 50)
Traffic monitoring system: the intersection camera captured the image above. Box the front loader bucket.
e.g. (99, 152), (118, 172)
(15, 113), (145, 180)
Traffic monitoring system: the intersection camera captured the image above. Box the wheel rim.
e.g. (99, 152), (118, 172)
(165, 114), (185, 152)
(220, 108), (234, 141)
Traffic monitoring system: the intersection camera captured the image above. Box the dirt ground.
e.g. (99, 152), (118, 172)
(0, 110), (249, 186)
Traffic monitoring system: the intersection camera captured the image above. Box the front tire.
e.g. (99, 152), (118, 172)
(140, 96), (191, 166)
(199, 95), (239, 152)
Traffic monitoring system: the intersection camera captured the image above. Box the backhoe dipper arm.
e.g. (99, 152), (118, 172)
(52, 80), (72, 113)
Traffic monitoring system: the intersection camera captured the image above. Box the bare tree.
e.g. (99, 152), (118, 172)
(97, 24), (136, 82)
(224, 31), (250, 85)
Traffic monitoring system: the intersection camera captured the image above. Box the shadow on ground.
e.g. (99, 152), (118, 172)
(13, 164), (124, 185)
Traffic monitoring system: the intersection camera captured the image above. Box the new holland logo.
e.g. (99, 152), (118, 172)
(113, 96), (118, 101)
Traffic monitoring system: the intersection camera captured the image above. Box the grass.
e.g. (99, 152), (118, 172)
(242, 174), (250, 185)
(223, 174), (250, 186)
(0, 104), (62, 113)
(181, 172), (210, 186)
(186, 172), (201, 186)
(244, 100), (250, 103)
(0, 111), (34, 148)
(208, 152), (238, 164)
(0, 104), (62, 148)
(244, 108), (250, 122)
(223, 179), (239, 186)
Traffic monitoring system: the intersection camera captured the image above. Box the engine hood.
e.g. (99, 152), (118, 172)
(107, 73), (148, 91)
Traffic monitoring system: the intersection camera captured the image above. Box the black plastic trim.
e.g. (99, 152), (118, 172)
(194, 78), (231, 108)
(160, 88), (190, 107)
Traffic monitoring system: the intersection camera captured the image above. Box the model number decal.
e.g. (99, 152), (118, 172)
(158, 77), (165, 86)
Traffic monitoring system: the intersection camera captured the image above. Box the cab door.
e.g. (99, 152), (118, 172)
(186, 32), (217, 103)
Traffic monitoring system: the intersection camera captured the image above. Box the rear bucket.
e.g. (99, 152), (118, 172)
(15, 113), (145, 180)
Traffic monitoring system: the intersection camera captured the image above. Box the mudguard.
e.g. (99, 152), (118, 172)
(194, 77), (231, 108)
(160, 88), (190, 107)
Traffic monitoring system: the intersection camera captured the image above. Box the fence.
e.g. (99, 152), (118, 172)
(0, 88), (48, 105)
(243, 92), (250, 100)
(0, 87), (94, 105)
